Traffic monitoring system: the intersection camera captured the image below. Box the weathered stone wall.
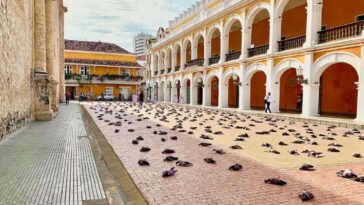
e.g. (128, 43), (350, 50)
(0, 0), (34, 140)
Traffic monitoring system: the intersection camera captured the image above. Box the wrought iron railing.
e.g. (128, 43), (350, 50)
(167, 67), (172, 73)
(226, 51), (241, 61)
(248, 44), (269, 57)
(154, 71), (158, 76)
(175, 66), (180, 72)
(160, 69), (165, 74)
(278, 35), (306, 51)
(318, 21), (364, 44)
(209, 55), (220, 65)
(186, 59), (204, 68)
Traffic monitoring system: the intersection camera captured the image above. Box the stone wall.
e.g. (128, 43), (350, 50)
(0, 0), (34, 140)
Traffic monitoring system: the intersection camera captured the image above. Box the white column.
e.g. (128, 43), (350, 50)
(151, 53), (155, 77)
(240, 9), (247, 60)
(268, 6), (277, 54)
(304, 0), (323, 48)
(238, 63), (245, 109)
(202, 71), (209, 106)
(218, 67), (227, 108)
(244, 27), (252, 59)
(265, 58), (279, 112)
(301, 52), (319, 117)
(171, 84), (176, 103)
(219, 20), (226, 64)
(181, 46), (186, 70)
(355, 46), (364, 122)
(191, 81), (196, 105)
(158, 82), (163, 101)
(172, 48), (176, 72)
(192, 38), (197, 60)
(163, 81), (168, 102)
(203, 29), (209, 66)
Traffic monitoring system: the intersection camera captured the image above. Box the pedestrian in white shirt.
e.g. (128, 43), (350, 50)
(264, 92), (272, 113)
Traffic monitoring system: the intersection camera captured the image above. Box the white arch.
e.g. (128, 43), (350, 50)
(193, 72), (204, 85)
(312, 52), (361, 82)
(273, 58), (304, 81)
(206, 70), (220, 84)
(245, 63), (268, 81)
(224, 14), (243, 35)
(246, 2), (272, 27)
(182, 37), (193, 51)
(275, 0), (307, 18)
(222, 67), (241, 84)
(194, 31), (205, 44)
(207, 24), (222, 42)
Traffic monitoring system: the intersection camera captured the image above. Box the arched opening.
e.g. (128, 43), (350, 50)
(228, 75), (240, 108)
(279, 0), (307, 51)
(210, 76), (219, 106)
(175, 80), (181, 103)
(186, 79), (191, 104)
(154, 54), (159, 75)
(175, 45), (181, 70)
(319, 63), (358, 117)
(160, 52), (165, 73)
(196, 35), (205, 60)
(208, 28), (221, 65)
(167, 48), (172, 72)
(250, 71), (266, 109)
(185, 41), (192, 66)
(226, 19), (242, 61)
(248, 9), (270, 57)
(279, 68), (303, 112)
(193, 77), (204, 105)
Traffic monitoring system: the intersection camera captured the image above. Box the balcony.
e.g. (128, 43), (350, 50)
(186, 59), (204, 68)
(278, 35), (306, 51)
(161, 69), (165, 74)
(154, 71), (158, 76)
(248, 45), (269, 57)
(167, 67), (172, 73)
(175, 66), (180, 72)
(226, 51), (241, 62)
(209, 55), (220, 65)
(65, 74), (143, 85)
(318, 21), (364, 44)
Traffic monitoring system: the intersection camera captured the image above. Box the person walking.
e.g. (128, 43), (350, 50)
(65, 91), (70, 105)
(264, 92), (272, 113)
(139, 90), (144, 108)
(296, 93), (303, 113)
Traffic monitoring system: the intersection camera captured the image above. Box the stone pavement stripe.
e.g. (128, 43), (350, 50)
(0, 103), (106, 205)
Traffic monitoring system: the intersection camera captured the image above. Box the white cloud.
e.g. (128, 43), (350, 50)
(64, 0), (196, 52)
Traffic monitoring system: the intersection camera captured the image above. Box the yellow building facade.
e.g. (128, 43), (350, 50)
(65, 40), (142, 100)
(147, 0), (364, 122)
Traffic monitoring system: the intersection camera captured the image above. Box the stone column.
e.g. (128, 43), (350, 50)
(202, 71), (209, 106)
(58, 5), (66, 103)
(190, 76), (196, 105)
(304, 0), (323, 48)
(203, 28), (209, 66)
(301, 52), (320, 117)
(219, 20), (226, 64)
(218, 67), (227, 108)
(355, 46), (364, 122)
(238, 63), (245, 110)
(268, 7), (277, 54)
(32, 0), (53, 121)
(265, 58), (279, 112)
(240, 9), (247, 60)
(172, 49), (176, 72)
(151, 53), (155, 77)
(171, 84), (176, 103)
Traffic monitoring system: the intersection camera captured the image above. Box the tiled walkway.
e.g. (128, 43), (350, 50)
(0, 103), (106, 205)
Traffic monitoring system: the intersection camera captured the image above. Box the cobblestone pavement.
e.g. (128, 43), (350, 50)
(0, 103), (106, 205)
(85, 102), (364, 205)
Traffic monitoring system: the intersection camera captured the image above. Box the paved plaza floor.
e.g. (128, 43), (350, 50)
(84, 102), (364, 205)
(0, 103), (106, 205)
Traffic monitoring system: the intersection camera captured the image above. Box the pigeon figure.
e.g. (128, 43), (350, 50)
(264, 177), (287, 186)
(204, 158), (216, 164)
(228, 164), (243, 171)
(176, 160), (193, 167)
(299, 190), (314, 201)
(162, 167), (177, 177)
(138, 159), (150, 166)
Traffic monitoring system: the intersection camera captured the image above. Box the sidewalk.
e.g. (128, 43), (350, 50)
(0, 103), (106, 205)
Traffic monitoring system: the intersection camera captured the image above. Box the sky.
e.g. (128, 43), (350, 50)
(64, 0), (196, 53)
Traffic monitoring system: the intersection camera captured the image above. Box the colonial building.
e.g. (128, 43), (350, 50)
(146, 0), (364, 122)
(0, 0), (66, 140)
(64, 40), (143, 100)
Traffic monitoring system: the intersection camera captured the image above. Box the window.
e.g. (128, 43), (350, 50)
(64, 65), (72, 75)
(105, 87), (113, 95)
(121, 69), (130, 75)
(80, 66), (89, 75)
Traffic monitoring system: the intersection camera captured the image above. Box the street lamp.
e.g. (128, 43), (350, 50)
(231, 74), (242, 86)
(296, 66), (308, 84)
(196, 78), (204, 88)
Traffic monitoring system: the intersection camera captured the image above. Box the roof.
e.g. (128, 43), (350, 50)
(65, 40), (130, 54)
(65, 58), (142, 68)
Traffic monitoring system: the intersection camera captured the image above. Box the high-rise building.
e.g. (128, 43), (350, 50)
(133, 33), (153, 56)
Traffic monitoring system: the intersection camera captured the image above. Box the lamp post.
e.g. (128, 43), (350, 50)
(296, 66), (308, 84)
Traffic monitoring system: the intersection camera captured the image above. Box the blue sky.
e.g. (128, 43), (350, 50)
(64, 0), (196, 52)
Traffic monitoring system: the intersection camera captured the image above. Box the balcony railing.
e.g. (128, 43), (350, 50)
(318, 21), (364, 44)
(167, 67), (172, 73)
(209, 55), (220, 65)
(66, 74), (143, 83)
(154, 71), (158, 76)
(186, 59), (204, 68)
(160, 69), (165, 74)
(226, 51), (241, 62)
(175, 66), (180, 72)
(248, 45), (269, 57)
(278, 35), (306, 51)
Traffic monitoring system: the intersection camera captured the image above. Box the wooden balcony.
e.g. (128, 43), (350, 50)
(186, 59), (204, 68)
(226, 51), (241, 62)
(278, 35), (306, 51)
(248, 45), (269, 57)
(318, 21), (364, 44)
(209, 55), (220, 65)
(175, 66), (180, 72)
